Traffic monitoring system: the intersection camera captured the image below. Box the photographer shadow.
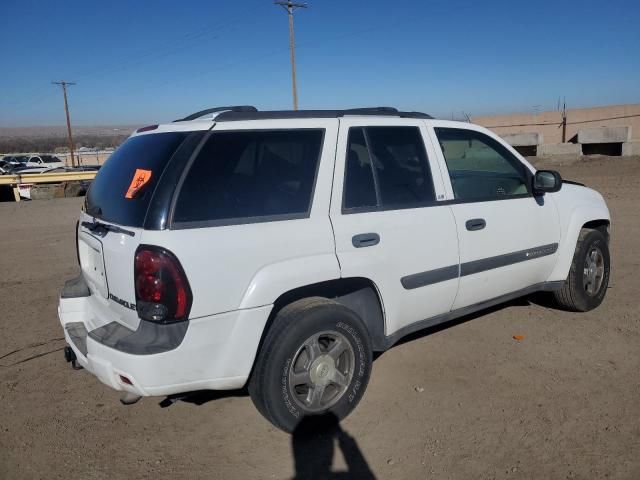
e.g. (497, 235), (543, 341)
(291, 413), (376, 480)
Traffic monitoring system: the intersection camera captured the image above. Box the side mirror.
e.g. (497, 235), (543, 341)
(533, 170), (562, 194)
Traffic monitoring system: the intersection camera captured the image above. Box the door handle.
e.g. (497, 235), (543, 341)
(352, 233), (380, 248)
(465, 218), (486, 231)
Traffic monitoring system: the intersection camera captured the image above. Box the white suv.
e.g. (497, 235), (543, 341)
(59, 106), (611, 432)
(26, 154), (64, 168)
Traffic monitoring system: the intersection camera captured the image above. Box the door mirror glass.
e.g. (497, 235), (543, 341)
(533, 170), (562, 193)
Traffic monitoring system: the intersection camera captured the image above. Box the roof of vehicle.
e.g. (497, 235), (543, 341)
(132, 106), (492, 139)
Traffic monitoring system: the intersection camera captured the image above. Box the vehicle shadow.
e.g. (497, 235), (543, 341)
(290, 413), (376, 480)
(386, 295), (534, 353)
(158, 388), (248, 407)
(160, 395), (377, 478)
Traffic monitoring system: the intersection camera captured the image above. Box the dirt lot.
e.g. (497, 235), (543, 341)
(1, 155), (639, 479)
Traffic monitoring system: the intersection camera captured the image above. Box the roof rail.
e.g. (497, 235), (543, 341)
(214, 107), (433, 122)
(173, 106), (258, 122)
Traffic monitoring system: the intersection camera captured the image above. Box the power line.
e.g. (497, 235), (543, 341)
(274, 1), (308, 110)
(52, 81), (77, 167)
(480, 113), (640, 129)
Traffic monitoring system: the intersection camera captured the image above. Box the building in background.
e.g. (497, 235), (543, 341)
(473, 104), (640, 157)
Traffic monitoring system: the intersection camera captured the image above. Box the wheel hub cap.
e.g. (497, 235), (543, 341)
(309, 356), (335, 386)
(583, 247), (605, 296)
(287, 330), (356, 413)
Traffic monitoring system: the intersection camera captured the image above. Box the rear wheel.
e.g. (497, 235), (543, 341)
(249, 297), (372, 432)
(553, 228), (610, 312)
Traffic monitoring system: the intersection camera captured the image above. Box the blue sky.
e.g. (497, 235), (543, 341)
(1, 0), (638, 126)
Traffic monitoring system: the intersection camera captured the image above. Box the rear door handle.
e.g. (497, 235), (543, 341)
(465, 218), (486, 231)
(352, 233), (380, 248)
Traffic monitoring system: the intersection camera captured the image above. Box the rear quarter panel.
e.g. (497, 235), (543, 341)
(140, 119), (341, 317)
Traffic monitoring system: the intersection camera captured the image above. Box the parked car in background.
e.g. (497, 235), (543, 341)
(25, 154), (64, 168)
(1, 155), (29, 170)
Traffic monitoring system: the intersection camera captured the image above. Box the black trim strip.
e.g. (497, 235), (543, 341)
(401, 265), (459, 289)
(460, 243), (558, 277)
(88, 320), (187, 355)
(401, 243), (558, 290)
(65, 322), (89, 356)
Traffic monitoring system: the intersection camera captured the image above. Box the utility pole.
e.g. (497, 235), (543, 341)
(52, 81), (77, 167)
(561, 98), (567, 143)
(274, 1), (308, 110)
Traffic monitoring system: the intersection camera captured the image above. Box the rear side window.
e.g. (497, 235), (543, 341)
(343, 126), (435, 212)
(86, 132), (189, 227)
(172, 129), (324, 226)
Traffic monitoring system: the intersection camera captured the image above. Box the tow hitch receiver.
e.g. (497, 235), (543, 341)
(63, 345), (83, 370)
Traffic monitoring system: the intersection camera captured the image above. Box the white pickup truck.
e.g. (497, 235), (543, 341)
(58, 106), (610, 432)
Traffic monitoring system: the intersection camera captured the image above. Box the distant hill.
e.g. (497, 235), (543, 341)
(0, 125), (139, 139)
(0, 125), (139, 153)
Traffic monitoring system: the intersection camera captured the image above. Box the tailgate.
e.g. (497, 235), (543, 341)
(78, 212), (143, 331)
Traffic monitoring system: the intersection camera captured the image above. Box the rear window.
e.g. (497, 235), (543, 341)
(173, 129), (324, 226)
(85, 132), (189, 227)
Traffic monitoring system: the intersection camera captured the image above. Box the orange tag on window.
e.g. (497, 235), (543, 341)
(125, 169), (152, 199)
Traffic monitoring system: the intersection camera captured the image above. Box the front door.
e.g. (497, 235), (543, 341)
(330, 118), (460, 337)
(430, 126), (560, 309)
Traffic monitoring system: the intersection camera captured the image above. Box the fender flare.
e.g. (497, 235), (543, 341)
(547, 205), (610, 282)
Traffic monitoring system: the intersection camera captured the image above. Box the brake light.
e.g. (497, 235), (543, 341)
(134, 246), (192, 323)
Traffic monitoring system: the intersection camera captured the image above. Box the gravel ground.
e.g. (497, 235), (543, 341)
(0, 155), (639, 479)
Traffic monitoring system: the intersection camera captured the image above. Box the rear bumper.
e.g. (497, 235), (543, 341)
(59, 278), (272, 397)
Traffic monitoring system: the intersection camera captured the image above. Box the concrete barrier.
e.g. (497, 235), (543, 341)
(578, 126), (631, 144)
(501, 132), (541, 146)
(622, 142), (640, 156)
(538, 143), (582, 156)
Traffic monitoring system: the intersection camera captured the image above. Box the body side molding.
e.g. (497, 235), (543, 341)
(401, 243), (559, 290)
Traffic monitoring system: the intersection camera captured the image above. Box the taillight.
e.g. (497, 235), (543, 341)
(134, 245), (192, 323)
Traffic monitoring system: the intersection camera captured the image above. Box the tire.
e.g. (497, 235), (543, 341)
(249, 297), (373, 433)
(553, 228), (610, 312)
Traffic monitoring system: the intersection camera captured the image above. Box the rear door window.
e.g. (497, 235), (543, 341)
(343, 126), (436, 212)
(85, 132), (190, 227)
(172, 129), (324, 226)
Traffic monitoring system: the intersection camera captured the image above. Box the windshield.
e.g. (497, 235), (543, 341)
(85, 132), (190, 227)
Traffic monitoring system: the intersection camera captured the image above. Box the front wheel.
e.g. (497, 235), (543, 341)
(553, 228), (610, 312)
(249, 297), (372, 432)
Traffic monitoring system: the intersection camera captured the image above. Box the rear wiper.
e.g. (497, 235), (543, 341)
(81, 220), (135, 237)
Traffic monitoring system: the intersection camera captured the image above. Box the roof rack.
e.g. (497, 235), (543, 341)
(173, 106), (258, 122)
(215, 107), (433, 122)
(173, 106), (433, 123)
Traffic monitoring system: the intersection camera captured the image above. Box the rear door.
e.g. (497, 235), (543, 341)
(429, 124), (560, 309)
(330, 117), (460, 337)
(79, 128), (204, 331)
